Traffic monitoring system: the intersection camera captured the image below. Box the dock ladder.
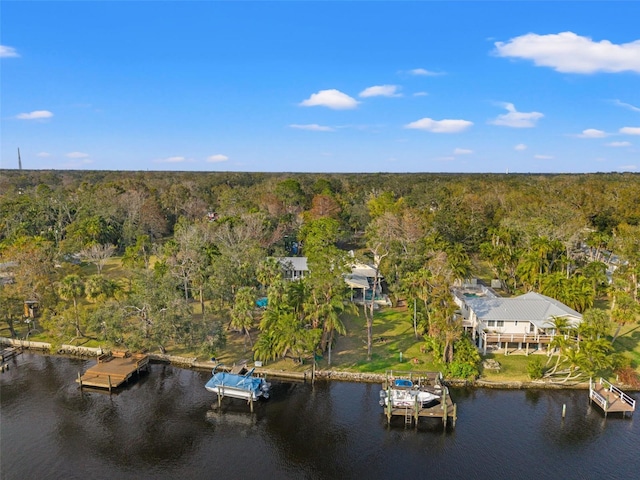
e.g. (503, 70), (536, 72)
(404, 407), (413, 425)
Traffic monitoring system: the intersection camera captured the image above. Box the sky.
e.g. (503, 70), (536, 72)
(1, 1), (639, 173)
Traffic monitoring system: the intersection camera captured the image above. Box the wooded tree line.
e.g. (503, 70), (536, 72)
(1, 170), (639, 376)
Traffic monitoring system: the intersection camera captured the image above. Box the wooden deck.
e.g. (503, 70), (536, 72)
(589, 378), (636, 417)
(76, 351), (149, 391)
(1, 346), (22, 362)
(1, 346), (22, 372)
(382, 370), (457, 428)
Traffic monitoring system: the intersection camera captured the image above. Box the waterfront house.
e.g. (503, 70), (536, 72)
(453, 286), (582, 354)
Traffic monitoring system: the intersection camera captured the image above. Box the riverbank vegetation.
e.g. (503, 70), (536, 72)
(1, 170), (639, 385)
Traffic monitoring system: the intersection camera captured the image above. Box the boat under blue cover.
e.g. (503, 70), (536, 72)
(205, 368), (270, 401)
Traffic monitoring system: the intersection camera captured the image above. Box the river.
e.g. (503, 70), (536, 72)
(1, 353), (638, 479)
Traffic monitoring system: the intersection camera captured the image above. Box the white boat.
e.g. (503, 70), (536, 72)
(379, 378), (440, 408)
(205, 367), (270, 401)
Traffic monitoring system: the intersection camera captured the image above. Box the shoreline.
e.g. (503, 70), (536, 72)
(3, 338), (625, 391)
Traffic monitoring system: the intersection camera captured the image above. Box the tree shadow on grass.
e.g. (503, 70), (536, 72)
(614, 325), (640, 369)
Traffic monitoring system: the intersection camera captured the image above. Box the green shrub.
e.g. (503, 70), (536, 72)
(527, 357), (544, 379)
(446, 361), (478, 380)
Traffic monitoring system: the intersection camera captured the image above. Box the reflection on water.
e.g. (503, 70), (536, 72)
(1, 354), (638, 480)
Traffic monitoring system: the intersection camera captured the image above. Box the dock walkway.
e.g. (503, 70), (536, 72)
(1, 346), (22, 362)
(76, 351), (149, 392)
(589, 378), (636, 417)
(1, 346), (22, 372)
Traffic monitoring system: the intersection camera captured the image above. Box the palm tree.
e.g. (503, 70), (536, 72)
(540, 272), (566, 300)
(57, 274), (85, 338)
(85, 274), (118, 303)
(543, 316), (572, 374)
(257, 257), (282, 290)
(563, 276), (595, 313)
(231, 286), (256, 349)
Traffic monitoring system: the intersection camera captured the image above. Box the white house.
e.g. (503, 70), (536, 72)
(277, 257), (390, 306)
(277, 257), (309, 281)
(455, 288), (583, 354)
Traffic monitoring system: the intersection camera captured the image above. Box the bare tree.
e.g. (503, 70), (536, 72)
(79, 243), (116, 274)
(364, 242), (388, 361)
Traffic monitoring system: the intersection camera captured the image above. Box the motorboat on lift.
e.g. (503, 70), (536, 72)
(379, 378), (440, 408)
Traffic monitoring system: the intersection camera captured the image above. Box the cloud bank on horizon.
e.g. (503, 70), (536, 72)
(1, 1), (639, 173)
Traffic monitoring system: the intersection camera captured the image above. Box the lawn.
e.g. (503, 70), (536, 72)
(612, 323), (640, 369)
(323, 306), (440, 373)
(478, 353), (535, 382)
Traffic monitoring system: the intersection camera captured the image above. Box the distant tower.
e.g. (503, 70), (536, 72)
(18, 148), (22, 170)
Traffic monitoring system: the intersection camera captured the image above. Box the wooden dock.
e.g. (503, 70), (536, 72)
(76, 351), (149, 392)
(589, 377), (636, 417)
(1, 346), (22, 372)
(1, 346), (22, 362)
(382, 370), (457, 428)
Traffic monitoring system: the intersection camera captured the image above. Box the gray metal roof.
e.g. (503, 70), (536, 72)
(344, 274), (370, 289)
(350, 262), (381, 279)
(465, 291), (582, 328)
(277, 257), (308, 271)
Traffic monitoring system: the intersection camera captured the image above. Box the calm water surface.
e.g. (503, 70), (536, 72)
(1, 354), (638, 479)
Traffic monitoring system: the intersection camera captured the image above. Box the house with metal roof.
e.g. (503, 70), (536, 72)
(277, 257), (309, 281)
(458, 291), (583, 354)
(277, 257), (391, 306)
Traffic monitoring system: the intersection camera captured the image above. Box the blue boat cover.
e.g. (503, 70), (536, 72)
(205, 372), (264, 393)
(394, 379), (413, 388)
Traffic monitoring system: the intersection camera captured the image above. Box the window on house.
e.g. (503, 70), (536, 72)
(529, 323), (535, 333)
(488, 320), (496, 327)
(496, 321), (504, 327)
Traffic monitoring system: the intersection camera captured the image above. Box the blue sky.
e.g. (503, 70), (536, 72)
(1, 1), (639, 173)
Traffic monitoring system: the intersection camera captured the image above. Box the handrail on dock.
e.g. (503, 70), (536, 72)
(589, 385), (608, 410)
(599, 377), (636, 409)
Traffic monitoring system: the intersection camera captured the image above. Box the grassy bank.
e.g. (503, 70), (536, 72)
(4, 300), (640, 385)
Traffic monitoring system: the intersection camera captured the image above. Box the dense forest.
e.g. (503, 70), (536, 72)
(1, 170), (639, 380)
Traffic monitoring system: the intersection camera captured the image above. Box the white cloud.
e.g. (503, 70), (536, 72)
(0, 45), (19, 58)
(413, 92), (429, 97)
(453, 148), (473, 155)
(16, 110), (53, 120)
(534, 154), (554, 160)
(37, 152), (51, 157)
(359, 85), (401, 98)
(494, 32), (640, 74)
(620, 127), (640, 135)
(66, 152), (89, 159)
(407, 68), (444, 76)
(207, 154), (229, 163)
(606, 141), (632, 147)
(618, 164), (638, 171)
(289, 124), (334, 132)
(299, 89), (359, 110)
(490, 103), (543, 128)
(577, 128), (608, 138)
(514, 143), (527, 151)
(613, 100), (640, 113)
(405, 117), (473, 133)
